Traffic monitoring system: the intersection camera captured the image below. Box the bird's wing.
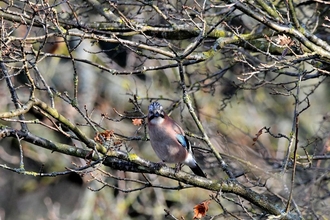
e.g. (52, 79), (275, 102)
(176, 134), (189, 149)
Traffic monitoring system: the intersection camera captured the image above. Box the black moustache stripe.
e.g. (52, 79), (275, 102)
(149, 114), (164, 121)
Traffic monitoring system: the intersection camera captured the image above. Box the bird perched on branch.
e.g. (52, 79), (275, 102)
(147, 101), (206, 177)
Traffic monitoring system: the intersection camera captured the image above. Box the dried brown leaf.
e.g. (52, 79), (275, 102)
(132, 118), (143, 126)
(94, 130), (114, 143)
(193, 200), (211, 219)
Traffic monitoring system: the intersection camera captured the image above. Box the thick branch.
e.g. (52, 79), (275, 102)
(0, 125), (296, 219)
(231, 0), (330, 58)
(0, 98), (106, 153)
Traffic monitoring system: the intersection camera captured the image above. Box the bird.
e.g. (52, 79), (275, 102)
(147, 101), (206, 177)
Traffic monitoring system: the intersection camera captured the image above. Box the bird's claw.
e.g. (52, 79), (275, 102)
(155, 161), (166, 169)
(175, 163), (183, 173)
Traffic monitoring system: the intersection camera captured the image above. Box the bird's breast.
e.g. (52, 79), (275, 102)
(148, 125), (186, 163)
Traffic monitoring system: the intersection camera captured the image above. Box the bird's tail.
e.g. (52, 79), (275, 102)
(190, 163), (207, 178)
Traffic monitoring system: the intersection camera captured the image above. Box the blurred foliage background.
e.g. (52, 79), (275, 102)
(1, 0), (330, 219)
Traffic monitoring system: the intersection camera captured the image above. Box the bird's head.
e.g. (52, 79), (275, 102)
(148, 101), (165, 124)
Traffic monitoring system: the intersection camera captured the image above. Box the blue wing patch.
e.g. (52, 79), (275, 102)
(176, 134), (189, 149)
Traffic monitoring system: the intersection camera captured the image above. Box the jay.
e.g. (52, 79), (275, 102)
(147, 101), (206, 177)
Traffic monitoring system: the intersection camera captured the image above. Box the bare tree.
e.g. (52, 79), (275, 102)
(1, 0), (330, 219)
